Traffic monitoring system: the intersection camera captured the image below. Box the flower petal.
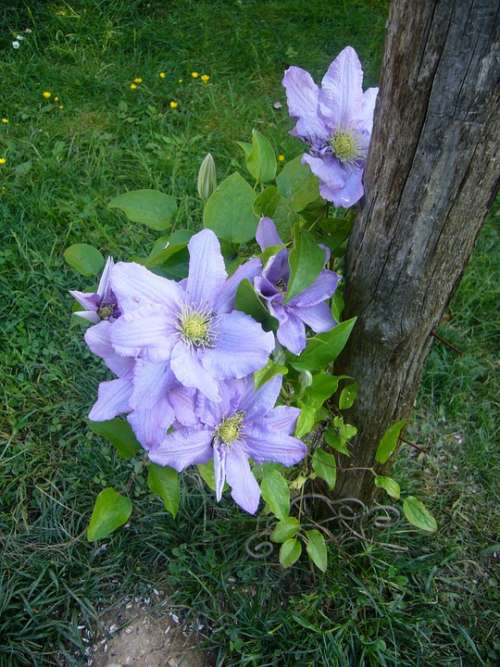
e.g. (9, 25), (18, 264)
(289, 270), (339, 307)
(354, 87), (378, 134)
(169, 384), (198, 427)
(256, 217), (282, 251)
(110, 305), (178, 361)
(262, 406), (301, 435)
(244, 426), (307, 467)
(201, 311), (274, 380)
(319, 46), (364, 129)
(170, 341), (221, 401)
(69, 290), (99, 312)
(262, 247), (289, 287)
(226, 444), (261, 514)
(111, 261), (183, 314)
(239, 374), (282, 420)
(293, 301), (336, 333)
(328, 165), (364, 208)
(186, 229), (227, 308)
(213, 440), (227, 501)
(96, 256), (115, 300)
(74, 310), (100, 324)
(84, 320), (134, 376)
(282, 66), (329, 143)
(150, 428), (213, 471)
(89, 378), (133, 421)
(214, 257), (262, 313)
(302, 153), (345, 192)
(130, 360), (174, 410)
(127, 398), (175, 451)
(276, 311), (306, 355)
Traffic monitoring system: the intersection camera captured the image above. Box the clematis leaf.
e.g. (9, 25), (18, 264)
(339, 382), (358, 410)
(276, 155), (320, 212)
(254, 359), (288, 389)
(312, 449), (336, 490)
(203, 172), (258, 243)
(403, 496), (437, 533)
(254, 185), (300, 241)
(374, 475), (400, 500)
(271, 517), (300, 543)
(147, 464), (180, 518)
(235, 279), (276, 331)
(291, 317), (357, 371)
(88, 418), (141, 459)
(279, 538), (302, 568)
(261, 470), (290, 520)
(109, 189), (177, 230)
(87, 487), (132, 542)
(305, 529), (328, 572)
(64, 243), (104, 276)
(238, 129), (277, 183)
(375, 419), (406, 464)
(286, 227), (325, 303)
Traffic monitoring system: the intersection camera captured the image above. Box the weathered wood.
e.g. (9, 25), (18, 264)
(334, 0), (499, 501)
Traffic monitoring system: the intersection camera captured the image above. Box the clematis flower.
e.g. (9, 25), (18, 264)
(110, 229), (273, 402)
(70, 257), (120, 324)
(282, 46), (378, 208)
(150, 375), (307, 514)
(254, 218), (339, 355)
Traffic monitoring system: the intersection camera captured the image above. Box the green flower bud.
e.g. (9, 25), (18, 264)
(197, 153), (217, 200)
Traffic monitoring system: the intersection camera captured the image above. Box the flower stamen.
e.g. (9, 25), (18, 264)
(178, 305), (214, 348)
(217, 412), (244, 445)
(330, 130), (359, 164)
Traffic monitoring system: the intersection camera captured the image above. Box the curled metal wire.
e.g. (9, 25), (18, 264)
(245, 494), (405, 560)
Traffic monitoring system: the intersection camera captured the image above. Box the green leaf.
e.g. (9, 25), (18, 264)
(197, 462), (216, 491)
(374, 475), (400, 500)
(203, 172), (258, 243)
(147, 464), (180, 517)
(312, 449), (336, 490)
(375, 419), (406, 464)
(64, 243), (104, 277)
(279, 538), (302, 568)
(305, 372), (339, 406)
(235, 279), (276, 331)
(109, 189), (177, 230)
(324, 429), (350, 456)
(291, 317), (357, 372)
(88, 418), (141, 459)
(271, 517), (300, 543)
(260, 243), (286, 266)
(87, 487), (132, 542)
(305, 529), (328, 572)
(403, 496), (438, 533)
(143, 230), (193, 269)
(339, 382), (358, 410)
(252, 462), (285, 481)
(295, 404), (317, 438)
(331, 290), (345, 322)
(254, 360), (288, 389)
(253, 185), (301, 241)
(276, 155), (320, 211)
(239, 129), (277, 183)
(261, 470), (290, 520)
(286, 228), (325, 303)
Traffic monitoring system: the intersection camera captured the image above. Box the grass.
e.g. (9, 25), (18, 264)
(0, 0), (498, 665)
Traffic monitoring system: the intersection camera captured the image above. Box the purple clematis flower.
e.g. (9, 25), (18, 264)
(254, 218), (339, 355)
(70, 257), (120, 324)
(150, 375), (307, 514)
(109, 229), (273, 402)
(282, 46), (378, 208)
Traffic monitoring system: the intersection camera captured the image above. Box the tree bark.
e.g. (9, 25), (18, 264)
(334, 0), (499, 502)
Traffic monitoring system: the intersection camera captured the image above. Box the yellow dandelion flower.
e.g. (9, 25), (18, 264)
(1, 118), (9, 125)
(42, 91), (52, 99)
(130, 83), (138, 90)
(201, 74), (210, 83)
(0, 157), (7, 165)
(169, 100), (178, 109)
(159, 71), (166, 79)
(191, 71), (199, 79)
(133, 77), (143, 84)
(278, 154), (285, 162)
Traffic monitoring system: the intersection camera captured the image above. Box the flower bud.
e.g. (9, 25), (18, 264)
(197, 153), (217, 201)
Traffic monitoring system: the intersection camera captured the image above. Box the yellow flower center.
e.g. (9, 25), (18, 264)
(97, 304), (114, 320)
(330, 130), (358, 163)
(217, 412), (244, 445)
(180, 310), (212, 346)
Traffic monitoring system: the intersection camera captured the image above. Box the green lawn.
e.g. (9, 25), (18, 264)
(0, 1), (498, 665)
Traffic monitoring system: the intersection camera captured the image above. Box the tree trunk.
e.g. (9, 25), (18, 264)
(334, 0), (499, 502)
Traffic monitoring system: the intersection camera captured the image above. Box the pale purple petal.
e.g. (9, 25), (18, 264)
(201, 311), (274, 380)
(302, 153), (345, 193)
(329, 165), (364, 208)
(261, 406), (301, 435)
(225, 444), (261, 514)
(111, 261), (183, 314)
(84, 320), (134, 376)
(170, 341), (221, 401)
(213, 440), (227, 501)
(110, 305), (178, 361)
(127, 398), (175, 450)
(238, 374), (283, 420)
(244, 426), (307, 467)
(319, 46), (364, 129)
(130, 360), (173, 410)
(214, 257), (262, 313)
(288, 271), (339, 307)
(262, 247), (289, 286)
(150, 428), (213, 471)
(74, 310), (100, 324)
(89, 378), (133, 421)
(256, 217), (282, 251)
(96, 256), (115, 299)
(282, 66), (329, 143)
(293, 301), (336, 333)
(354, 87), (378, 134)
(186, 229), (227, 308)
(276, 311), (306, 355)
(254, 274), (280, 301)
(70, 290), (99, 312)
(168, 385), (198, 427)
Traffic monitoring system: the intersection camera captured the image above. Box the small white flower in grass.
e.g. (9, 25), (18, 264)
(12, 41), (20, 49)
